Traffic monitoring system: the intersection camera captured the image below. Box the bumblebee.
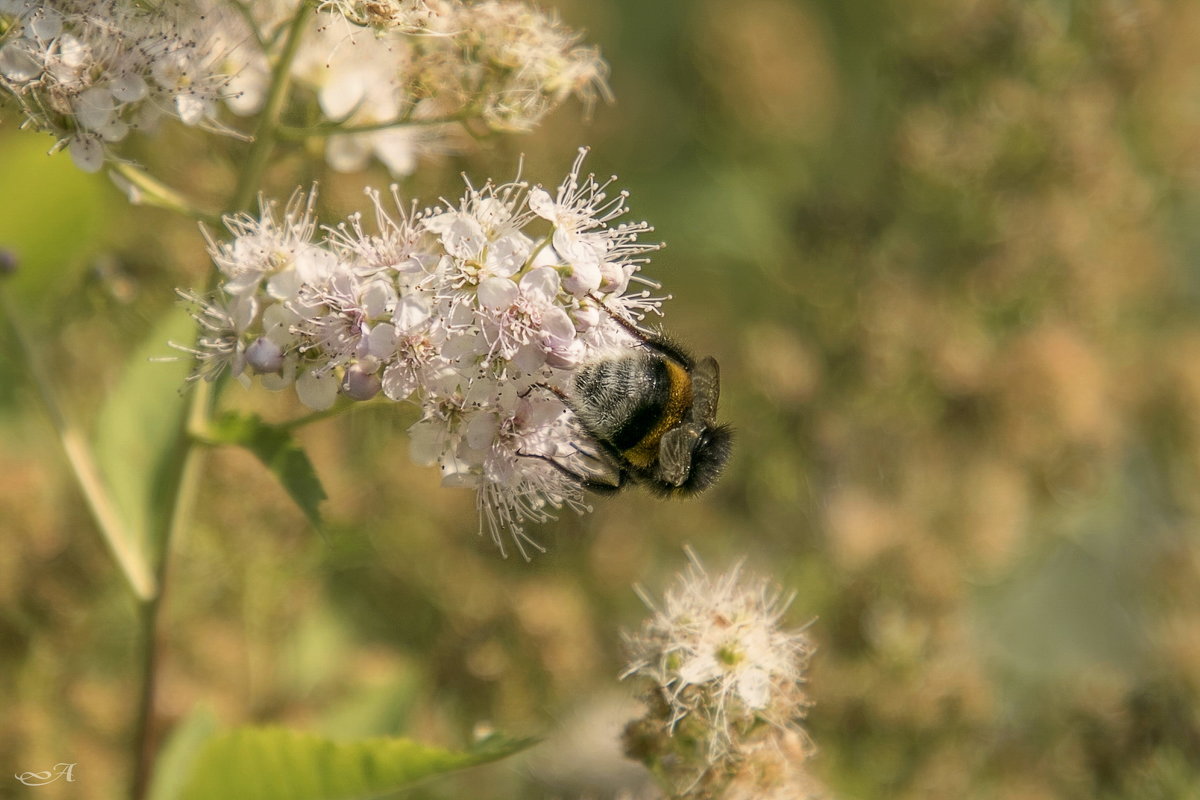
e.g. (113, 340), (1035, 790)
(527, 314), (734, 496)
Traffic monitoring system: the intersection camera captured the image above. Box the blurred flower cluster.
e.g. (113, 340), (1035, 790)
(622, 553), (820, 798)
(0, 0), (235, 171)
(0, 0), (607, 174)
(184, 149), (660, 553)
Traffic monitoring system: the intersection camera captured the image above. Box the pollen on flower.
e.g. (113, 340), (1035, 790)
(175, 150), (661, 554)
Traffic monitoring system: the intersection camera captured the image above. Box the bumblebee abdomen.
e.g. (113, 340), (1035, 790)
(572, 353), (693, 466)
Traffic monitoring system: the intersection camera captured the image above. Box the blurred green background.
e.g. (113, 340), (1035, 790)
(5, 0), (1200, 797)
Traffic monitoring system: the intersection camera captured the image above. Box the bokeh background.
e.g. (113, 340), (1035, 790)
(4, 0), (1200, 797)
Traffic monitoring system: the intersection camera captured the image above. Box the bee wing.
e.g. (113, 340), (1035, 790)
(690, 357), (721, 425)
(658, 424), (700, 487)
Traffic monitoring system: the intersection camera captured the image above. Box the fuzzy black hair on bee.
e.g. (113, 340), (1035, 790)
(523, 309), (733, 497)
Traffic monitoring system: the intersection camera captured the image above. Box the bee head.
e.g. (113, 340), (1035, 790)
(678, 423), (734, 494)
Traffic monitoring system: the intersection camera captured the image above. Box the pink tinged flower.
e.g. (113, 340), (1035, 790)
(407, 417), (446, 466)
(245, 336), (285, 374)
(475, 266), (573, 366)
(485, 233), (532, 278)
(558, 245), (602, 295)
(571, 302), (601, 331)
(296, 368), (339, 410)
(0, 43), (40, 82)
(373, 128), (419, 176)
(74, 86), (116, 130)
(325, 134), (374, 173)
(173, 290), (257, 384)
(110, 72), (148, 103)
(440, 329), (487, 364)
(174, 93), (211, 127)
(440, 451), (480, 489)
(394, 293), (430, 332)
(382, 358), (421, 401)
(262, 302), (301, 346)
(68, 134), (104, 172)
(477, 275), (518, 310)
(342, 363), (382, 400)
(425, 211), (487, 259)
(465, 411), (501, 452)
(26, 6), (63, 41)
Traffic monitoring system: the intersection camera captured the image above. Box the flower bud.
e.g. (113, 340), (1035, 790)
(342, 363), (382, 400)
(244, 336), (284, 374)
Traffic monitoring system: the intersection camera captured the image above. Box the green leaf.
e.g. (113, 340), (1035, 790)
(92, 308), (196, 569)
(148, 705), (219, 800)
(178, 727), (536, 800)
(206, 411), (326, 527)
(0, 132), (110, 307)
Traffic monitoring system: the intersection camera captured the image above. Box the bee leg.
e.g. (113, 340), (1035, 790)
(517, 450), (625, 495)
(585, 292), (694, 368)
(568, 442), (607, 463)
(587, 292), (655, 340)
(518, 382), (571, 402)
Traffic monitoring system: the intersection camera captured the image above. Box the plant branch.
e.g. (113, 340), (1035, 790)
(276, 110), (473, 139)
(230, 0), (316, 212)
(127, 376), (212, 800)
(0, 286), (156, 601)
(129, 593), (162, 800)
(110, 162), (221, 225)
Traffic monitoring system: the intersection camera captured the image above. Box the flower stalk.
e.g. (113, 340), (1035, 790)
(0, 283), (156, 601)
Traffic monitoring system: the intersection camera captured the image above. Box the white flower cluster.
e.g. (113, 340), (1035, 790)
(0, 0), (607, 176)
(317, 0), (441, 32)
(0, 0), (234, 171)
(622, 552), (815, 769)
(284, 0), (611, 173)
(181, 149), (661, 554)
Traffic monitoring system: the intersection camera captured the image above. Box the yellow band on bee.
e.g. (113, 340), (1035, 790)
(622, 360), (692, 468)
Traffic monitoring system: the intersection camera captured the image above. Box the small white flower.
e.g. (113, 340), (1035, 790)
(67, 132), (104, 172)
(622, 550), (815, 762)
(296, 367), (340, 410)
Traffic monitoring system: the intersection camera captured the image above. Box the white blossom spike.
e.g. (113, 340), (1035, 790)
(176, 151), (662, 554)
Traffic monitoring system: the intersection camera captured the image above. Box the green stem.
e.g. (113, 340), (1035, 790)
(230, 0), (315, 213)
(110, 162), (221, 225)
(129, 595), (162, 800)
(280, 395), (384, 430)
(128, 4), (316, 797)
(0, 287), (156, 601)
(276, 110), (474, 139)
(525, 228), (555, 270)
(129, 379), (211, 800)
